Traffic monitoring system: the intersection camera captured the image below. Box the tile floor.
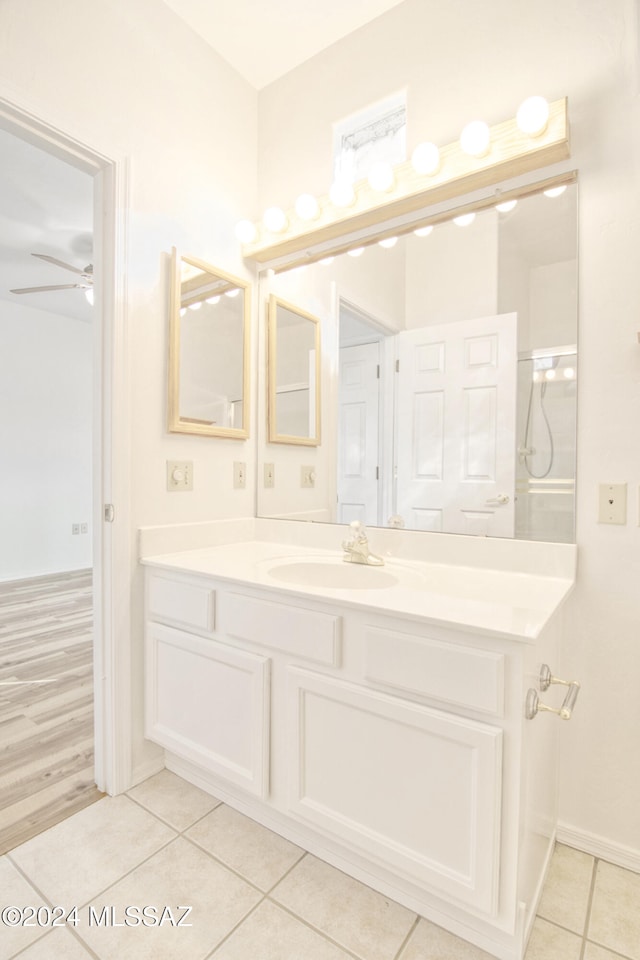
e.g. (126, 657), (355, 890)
(1, 769), (639, 960)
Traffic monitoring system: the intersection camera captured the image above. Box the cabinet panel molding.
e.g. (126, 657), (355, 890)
(287, 667), (502, 914)
(146, 623), (270, 797)
(148, 573), (215, 632)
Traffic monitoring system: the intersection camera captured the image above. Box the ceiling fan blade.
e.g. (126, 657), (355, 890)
(31, 253), (87, 276)
(10, 283), (85, 294)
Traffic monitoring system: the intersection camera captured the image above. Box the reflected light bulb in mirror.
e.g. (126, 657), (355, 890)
(235, 219), (257, 243)
(225, 289), (240, 298)
(564, 367), (576, 379)
(543, 185), (567, 198)
(295, 193), (320, 221)
(180, 307), (187, 316)
(414, 225), (433, 237)
(545, 369), (557, 380)
(367, 161), (395, 192)
(206, 296), (220, 305)
(412, 142), (441, 176)
(453, 212), (476, 227)
(516, 96), (550, 137)
(84, 287), (94, 305)
(378, 236), (398, 249)
(263, 206), (288, 233)
(188, 301), (202, 310)
(320, 256), (335, 266)
(460, 120), (490, 158)
(496, 199), (518, 213)
(347, 247), (365, 257)
(329, 179), (355, 207)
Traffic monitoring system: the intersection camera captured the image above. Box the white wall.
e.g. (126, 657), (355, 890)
(258, 0), (640, 863)
(0, 302), (92, 580)
(0, 0), (258, 780)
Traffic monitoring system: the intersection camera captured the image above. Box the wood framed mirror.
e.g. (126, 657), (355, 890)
(168, 248), (250, 438)
(267, 294), (321, 446)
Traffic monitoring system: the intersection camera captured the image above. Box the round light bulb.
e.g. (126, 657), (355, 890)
(460, 120), (491, 158)
(206, 295), (220, 305)
(347, 247), (365, 258)
(225, 288), (240, 298)
(543, 185), (567, 198)
(378, 236), (398, 249)
(180, 306), (187, 316)
(235, 219), (257, 243)
(320, 256), (335, 266)
(564, 366), (575, 380)
(545, 369), (557, 380)
(453, 212), (476, 227)
(262, 206), (288, 233)
(516, 96), (550, 137)
(412, 142), (441, 176)
(329, 180), (355, 208)
(189, 300), (202, 310)
(414, 225), (433, 238)
(295, 193), (320, 221)
(496, 199), (518, 213)
(367, 161), (395, 192)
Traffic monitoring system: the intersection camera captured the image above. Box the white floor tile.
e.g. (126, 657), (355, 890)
(127, 769), (221, 831)
(186, 804), (303, 891)
(398, 917), (496, 959)
(588, 860), (640, 960)
(537, 843), (594, 934)
(584, 942), (634, 960)
(0, 857), (49, 960)
(9, 927), (96, 959)
(271, 854), (416, 960)
(9, 795), (175, 907)
(524, 918), (582, 960)
(74, 836), (262, 960)
(211, 900), (354, 959)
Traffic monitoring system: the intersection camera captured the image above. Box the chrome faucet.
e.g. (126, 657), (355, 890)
(342, 521), (384, 566)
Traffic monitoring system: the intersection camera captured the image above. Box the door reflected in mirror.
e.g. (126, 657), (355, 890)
(268, 295), (321, 445)
(257, 181), (578, 542)
(168, 249), (250, 438)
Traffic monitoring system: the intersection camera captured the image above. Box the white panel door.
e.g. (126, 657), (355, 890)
(145, 623), (270, 796)
(396, 314), (517, 536)
(337, 342), (380, 525)
(287, 668), (502, 914)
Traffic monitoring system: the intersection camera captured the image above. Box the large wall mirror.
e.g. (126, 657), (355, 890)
(268, 295), (321, 445)
(257, 180), (578, 543)
(168, 248), (250, 438)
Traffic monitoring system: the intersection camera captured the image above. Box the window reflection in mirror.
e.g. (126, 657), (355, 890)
(168, 249), (250, 438)
(268, 295), (321, 445)
(258, 180), (578, 542)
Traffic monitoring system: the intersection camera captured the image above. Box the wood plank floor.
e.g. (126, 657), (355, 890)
(0, 569), (104, 855)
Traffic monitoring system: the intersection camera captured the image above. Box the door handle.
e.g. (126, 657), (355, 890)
(485, 493), (510, 505)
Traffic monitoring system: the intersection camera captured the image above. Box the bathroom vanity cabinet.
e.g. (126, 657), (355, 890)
(142, 536), (575, 960)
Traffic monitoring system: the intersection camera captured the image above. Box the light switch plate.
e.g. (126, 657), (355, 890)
(264, 463), (275, 488)
(234, 461), (246, 489)
(301, 465), (316, 488)
(167, 460), (193, 491)
(598, 482), (627, 524)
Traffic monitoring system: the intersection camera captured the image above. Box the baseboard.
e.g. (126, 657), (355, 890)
(557, 821), (640, 874)
(128, 752), (165, 791)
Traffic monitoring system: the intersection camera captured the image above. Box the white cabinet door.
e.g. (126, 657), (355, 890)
(146, 623), (270, 797)
(396, 313), (517, 536)
(287, 668), (502, 914)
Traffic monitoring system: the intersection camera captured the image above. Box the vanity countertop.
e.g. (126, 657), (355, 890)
(141, 537), (575, 641)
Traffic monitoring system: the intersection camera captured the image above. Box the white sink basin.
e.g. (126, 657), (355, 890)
(257, 555), (426, 590)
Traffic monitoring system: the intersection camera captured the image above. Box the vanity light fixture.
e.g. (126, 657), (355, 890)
(329, 179), (356, 208)
(411, 142), (441, 176)
(320, 256), (335, 265)
(239, 97), (569, 266)
(378, 236), (398, 248)
(347, 247), (365, 257)
(564, 366), (576, 379)
(188, 300), (203, 310)
(295, 193), (320, 221)
(545, 369), (557, 380)
(453, 212), (476, 226)
(368, 161), (395, 192)
(263, 206), (288, 233)
(543, 184), (567, 198)
(460, 120), (491, 158)
(225, 288), (241, 298)
(206, 295), (221, 305)
(235, 219), (258, 244)
(516, 96), (550, 137)
(414, 225), (434, 237)
(496, 199), (518, 213)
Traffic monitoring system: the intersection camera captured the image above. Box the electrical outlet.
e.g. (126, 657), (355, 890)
(167, 460), (193, 491)
(264, 463), (275, 488)
(234, 461), (246, 489)
(71, 524), (80, 535)
(301, 465), (316, 488)
(598, 482), (627, 524)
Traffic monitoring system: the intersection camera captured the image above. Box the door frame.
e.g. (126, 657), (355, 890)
(0, 91), (132, 795)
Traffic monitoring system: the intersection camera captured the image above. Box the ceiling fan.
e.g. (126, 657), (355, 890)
(10, 253), (94, 301)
